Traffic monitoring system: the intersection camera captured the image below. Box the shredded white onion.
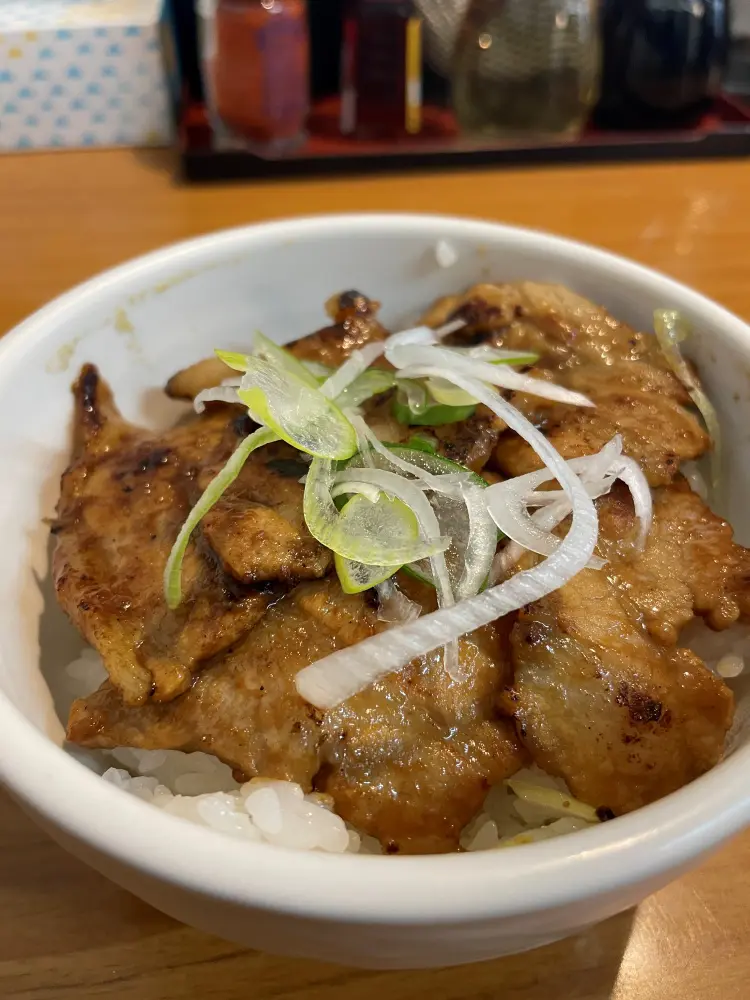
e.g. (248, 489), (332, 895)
(320, 342), (386, 400)
(681, 460), (709, 502)
(485, 438), (625, 558)
(463, 346), (538, 364)
(295, 365), (599, 710)
(455, 482), (498, 601)
(390, 345), (594, 409)
(612, 456), (652, 551)
(491, 442), (653, 578)
(349, 416), (467, 492)
(386, 326), (438, 349)
(654, 310), (721, 489)
(377, 580), (421, 627)
(491, 500), (575, 583)
(330, 481), (383, 505)
(318, 317), (468, 402)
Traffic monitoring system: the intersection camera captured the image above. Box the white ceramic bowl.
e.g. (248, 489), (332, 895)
(1, 214), (750, 970)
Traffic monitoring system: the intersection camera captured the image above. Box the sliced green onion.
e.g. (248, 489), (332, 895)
(654, 309), (721, 488)
(216, 332), (321, 389)
(304, 457), (449, 566)
(335, 368), (396, 410)
(252, 331), (321, 388)
(392, 390), (477, 427)
(333, 494), (413, 594)
(423, 377), (477, 408)
(406, 434), (438, 455)
(238, 357), (357, 460)
(335, 467), (455, 608)
(215, 350), (251, 373)
(163, 426), (277, 609)
(343, 441), (491, 596)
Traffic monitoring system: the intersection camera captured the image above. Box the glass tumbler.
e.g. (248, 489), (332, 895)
(452, 0), (601, 140)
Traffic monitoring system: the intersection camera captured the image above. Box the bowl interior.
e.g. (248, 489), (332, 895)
(2, 213), (750, 913)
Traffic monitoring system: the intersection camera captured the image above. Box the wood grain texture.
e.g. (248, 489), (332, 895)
(1, 149), (749, 998)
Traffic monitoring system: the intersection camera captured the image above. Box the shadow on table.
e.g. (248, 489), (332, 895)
(131, 145), (181, 181)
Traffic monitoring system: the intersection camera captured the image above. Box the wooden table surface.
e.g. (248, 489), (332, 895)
(2, 150), (750, 999)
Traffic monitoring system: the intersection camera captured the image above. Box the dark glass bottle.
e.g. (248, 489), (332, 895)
(340, 0), (424, 137)
(595, 0), (730, 129)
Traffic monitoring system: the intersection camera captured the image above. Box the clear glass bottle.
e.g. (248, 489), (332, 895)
(452, 0), (600, 141)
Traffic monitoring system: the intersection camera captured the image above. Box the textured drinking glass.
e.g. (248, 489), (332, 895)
(452, 0), (601, 140)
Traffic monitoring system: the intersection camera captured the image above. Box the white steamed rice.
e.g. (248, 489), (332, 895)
(63, 619), (747, 854)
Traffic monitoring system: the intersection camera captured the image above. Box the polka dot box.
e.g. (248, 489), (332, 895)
(0, 1), (173, 151)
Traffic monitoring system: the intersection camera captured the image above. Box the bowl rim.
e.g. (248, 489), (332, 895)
(2, 211), (750, 925)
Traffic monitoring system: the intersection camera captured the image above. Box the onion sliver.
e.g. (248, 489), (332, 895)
(377, 580), (421, 627)
(609, 456), (652, 551)
(316, 318), (466, 404)
(389, 345), (594, 409)
(492, 442), (652, 576)
(164, 426), (277, 609)
(463, 346), (540, 365)
(386, 326), (438, 349)
(505, 778), (600, 824)
(491, 499), (575, 583)
(385, 319), (466, 348)
(320, 341), (387, 400)
(654, 309), (721, 488)
(348, 416), (468, 492)
(455, 482), (497, 601)
(485, 438), (624, 557)
(296, 372), (598, 710)
(304, 457), (449, 566)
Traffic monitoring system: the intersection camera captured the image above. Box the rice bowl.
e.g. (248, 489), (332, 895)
(1, 214), (750, 968)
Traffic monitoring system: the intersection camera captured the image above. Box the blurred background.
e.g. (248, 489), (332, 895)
(2, 0), (750, 176)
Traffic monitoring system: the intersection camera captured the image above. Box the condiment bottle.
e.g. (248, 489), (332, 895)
(210, 0), (310, 150)
(595, 0), (730, 130)
(452, 0), (600, 141)
(340, 0), (424, 138)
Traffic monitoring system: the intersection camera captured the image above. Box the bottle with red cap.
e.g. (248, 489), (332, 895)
(205, 0), (310, 151)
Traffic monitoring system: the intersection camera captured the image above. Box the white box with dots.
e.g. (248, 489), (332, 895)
(0, 1), (172, 152)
